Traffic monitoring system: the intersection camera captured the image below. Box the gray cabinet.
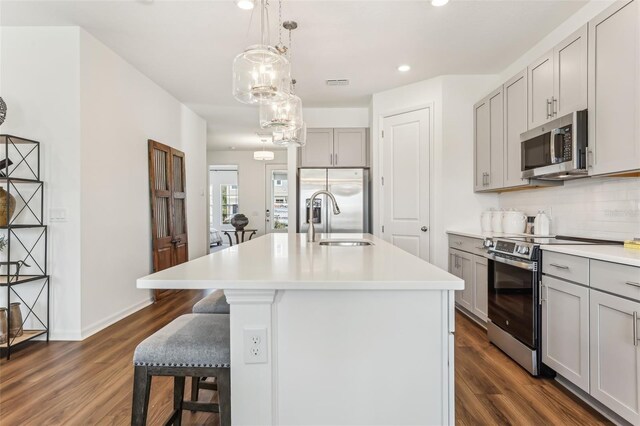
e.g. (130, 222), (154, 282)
(541, 275), (590, 392)
(474, 87), (504, 191)
(528, 50), (555, 129)
(528, 25), (587, 129)
(554, 25), (588, 117)
(300, 128), (334, 167)
(299, 128), (368, 168)
(449, 248), (473, 313)
(588, 0), (640, 176)
(473, 256), (488, 322)
(590, 289), (640, 425)
(503, 70), (529, 188)
(333, 128), (368, 167)
(449, 235), (488, 325)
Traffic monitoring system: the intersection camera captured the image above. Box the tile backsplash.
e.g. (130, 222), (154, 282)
(498, 177), (640, 241)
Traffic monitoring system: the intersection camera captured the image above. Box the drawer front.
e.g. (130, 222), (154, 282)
(542, 251), (589, 285)
(591, 260), (640, 302)
(448, 234), (486, 257)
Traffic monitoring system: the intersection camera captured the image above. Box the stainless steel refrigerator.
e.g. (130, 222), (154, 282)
(298, 168), (370, 234)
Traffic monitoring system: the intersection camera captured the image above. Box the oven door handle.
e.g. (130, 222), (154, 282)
(488, 253), (536, 271)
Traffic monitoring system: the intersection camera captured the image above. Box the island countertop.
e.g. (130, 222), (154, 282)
(137, 233), (463, 291)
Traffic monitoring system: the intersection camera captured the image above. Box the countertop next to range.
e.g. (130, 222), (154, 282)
(447, 229), (640, 267)
(137, 233), (463, 291)
(541, 244), (640, 268)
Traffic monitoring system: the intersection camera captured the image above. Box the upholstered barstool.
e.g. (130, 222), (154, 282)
(190, 290), (230, 403)
(131, 314), (230, 426)
(192, 289), (230, 314)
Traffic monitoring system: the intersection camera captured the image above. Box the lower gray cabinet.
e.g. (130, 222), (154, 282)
(589, 289), (640, 425)
(449, 248), (473, 313)
(472, 256), (488, 322)
(541, 275), (590, 392)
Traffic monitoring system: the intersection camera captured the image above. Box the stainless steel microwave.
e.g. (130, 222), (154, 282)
(521, 110), (588, 180)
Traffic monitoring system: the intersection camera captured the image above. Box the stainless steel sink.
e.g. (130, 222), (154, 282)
(318, 239), (374, 247)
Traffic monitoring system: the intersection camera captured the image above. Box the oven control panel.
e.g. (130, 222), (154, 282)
(490, 239), (535, 260)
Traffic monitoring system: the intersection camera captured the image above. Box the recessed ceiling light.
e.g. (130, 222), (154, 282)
(397, 64), (411, 72)
(235, 0), (255, 10)
(431, 0), (449, 6)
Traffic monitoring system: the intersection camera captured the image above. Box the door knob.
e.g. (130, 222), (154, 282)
(421, 226), (428, 232)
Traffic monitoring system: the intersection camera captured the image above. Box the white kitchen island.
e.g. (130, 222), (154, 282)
(137, 233), (463, 425)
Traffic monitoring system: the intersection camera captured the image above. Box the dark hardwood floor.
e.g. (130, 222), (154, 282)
(0, 290), (609, 425)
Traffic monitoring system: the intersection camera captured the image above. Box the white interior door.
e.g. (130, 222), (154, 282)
(382, 108), (430, 260)
(265, 164), (288, 233)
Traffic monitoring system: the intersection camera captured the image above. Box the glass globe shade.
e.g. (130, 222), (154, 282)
(273, 122), (307, 147)
(233, 45), (291, 105)
(259, 93), (303, 130)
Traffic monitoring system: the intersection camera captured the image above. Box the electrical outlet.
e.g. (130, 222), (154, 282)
(244, 327), (267, 364)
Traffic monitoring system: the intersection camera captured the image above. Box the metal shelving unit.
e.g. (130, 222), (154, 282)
(0, 134), (49, 360)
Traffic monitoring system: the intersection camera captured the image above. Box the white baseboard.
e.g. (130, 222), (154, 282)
(49, 330), (83, 341)
(80, 297), (154, 339)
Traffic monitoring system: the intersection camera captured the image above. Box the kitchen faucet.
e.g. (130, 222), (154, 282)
(307, 190), (340, 242)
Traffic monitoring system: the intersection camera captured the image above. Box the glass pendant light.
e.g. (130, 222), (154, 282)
(273, 122), (307, 147)
(260, 80), (303, 130)
(259, 21), (302, 130)
(254, 136), (275, 160)
(232, 0), (291, 104)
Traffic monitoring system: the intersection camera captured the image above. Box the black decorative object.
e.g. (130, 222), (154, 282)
(0, 159), (13, 178)
(230, 213), (249, 230)
(0, 97), (6, 126)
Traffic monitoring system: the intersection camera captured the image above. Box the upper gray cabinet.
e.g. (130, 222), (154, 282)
(528, 50), (555, 129)
(300, 128), (334, 167)
(474, 87), (504, 191)
(588, 0), (640, 176)
(333, 128), (368, 167)
(555, 25), (588, 117)
(528, 25), (588, 129)
(300, 128), (368, 168)
(503, 70), (530, 189)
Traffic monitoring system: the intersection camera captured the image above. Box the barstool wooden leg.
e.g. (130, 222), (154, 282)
(131, 366), (152, 426)
(217, 369), (231, 426)
(190, 377), (200, 404)
(172, 376), (185, 426)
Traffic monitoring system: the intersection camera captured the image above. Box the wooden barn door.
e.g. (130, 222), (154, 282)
(148, 140), (189, 301)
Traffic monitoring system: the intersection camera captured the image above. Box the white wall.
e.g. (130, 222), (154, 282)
(207, 150), (287, 236)
(1, 27), (208, 340)
(302, 107), (370, 128)
(0, 27), (83, 339)
(78, 30), (208, 338)
(370, 75), (498, 270)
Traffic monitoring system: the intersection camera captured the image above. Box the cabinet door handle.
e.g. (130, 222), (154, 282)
(549, 263), (569, 270)
(626, 281), (640, 288)
(539, 282), (545, 305)
(486, 173), (490, 186)
(330, 154), (333, 165)
(546, 98), (552, 119)
(334, 153), (338, 165)
(587, 149), (594, 168)
(634, 312), (638, 347)
(552, 97), (558, 116)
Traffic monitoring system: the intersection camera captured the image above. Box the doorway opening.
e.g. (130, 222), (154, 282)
(209, 165), (238, 252)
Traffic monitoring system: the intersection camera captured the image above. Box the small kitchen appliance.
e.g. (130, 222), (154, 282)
(521, 110), (588, 180)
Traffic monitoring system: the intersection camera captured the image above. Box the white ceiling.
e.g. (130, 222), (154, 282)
(1, 0), (588, 150)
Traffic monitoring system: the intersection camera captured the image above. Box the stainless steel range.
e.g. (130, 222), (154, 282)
(485, 235), (619, 376)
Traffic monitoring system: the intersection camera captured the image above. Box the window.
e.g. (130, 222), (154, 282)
(220, 184), (239, 224)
